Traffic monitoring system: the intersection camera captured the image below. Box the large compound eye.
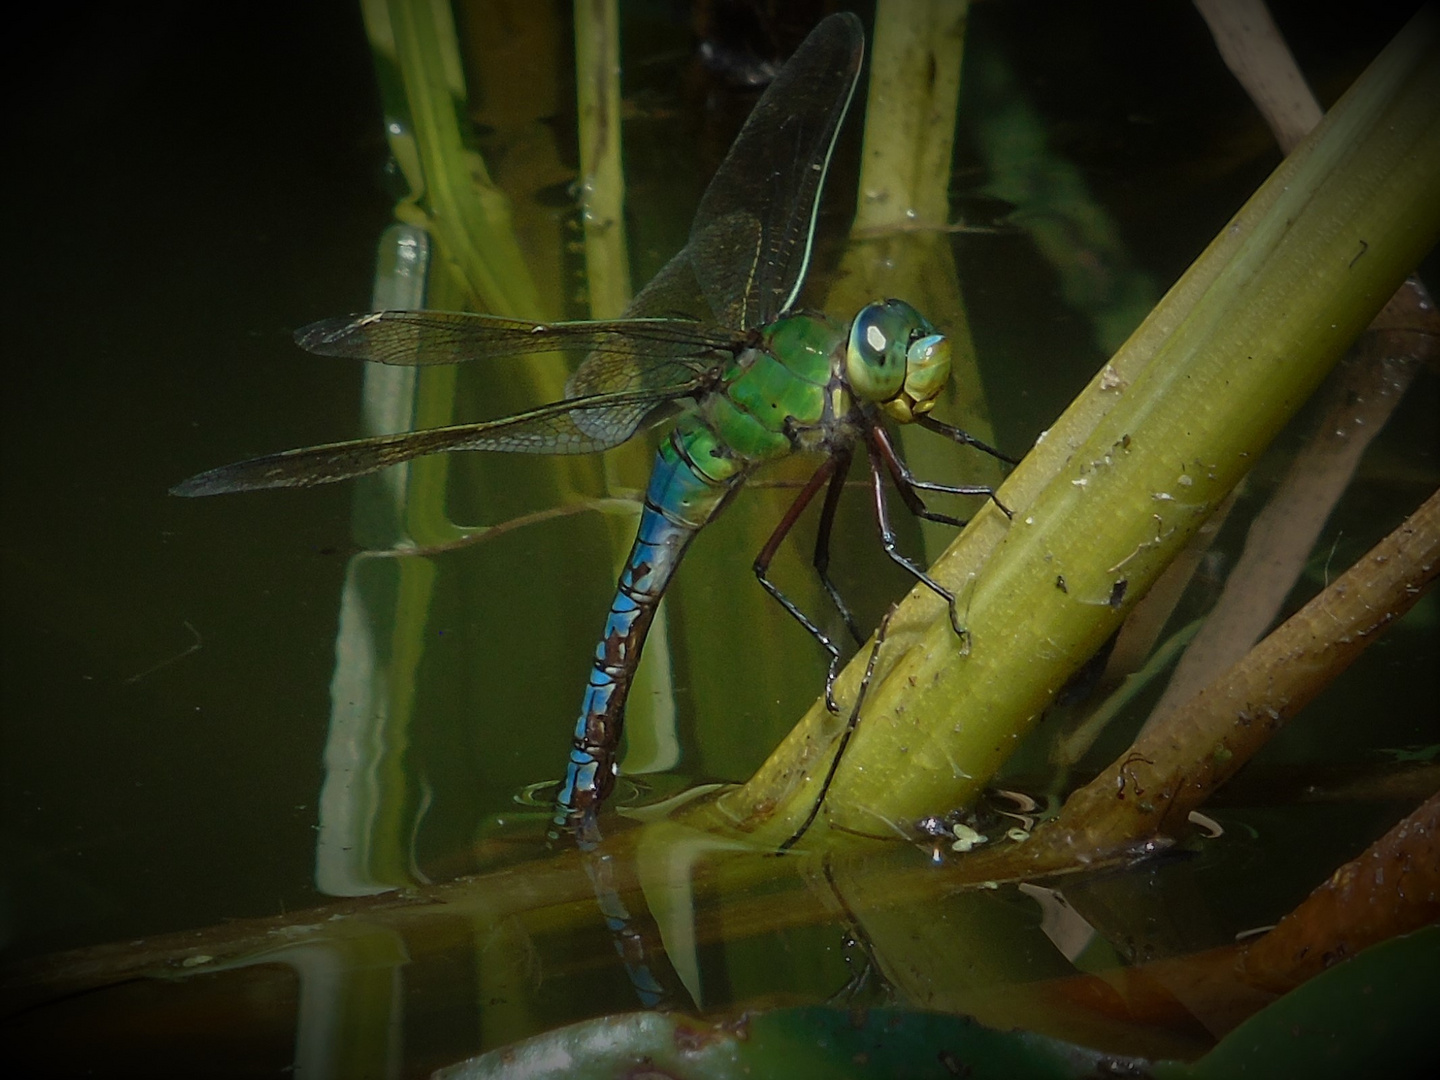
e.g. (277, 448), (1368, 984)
(901, 333), (951, 415)
(845, 302), (909, 403)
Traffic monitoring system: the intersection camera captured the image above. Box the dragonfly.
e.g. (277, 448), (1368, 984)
(172, 13), (1012, 835)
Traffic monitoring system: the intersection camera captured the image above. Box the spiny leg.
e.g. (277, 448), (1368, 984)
(754, 453), (847, 712)
(778, 604), (895, 851)
(868, 425), (967, 528)
(864, 432), (966, 639)
(917, 413), (1019, 465)
(812, 448), (864, 646)
(917, 415), (1017, 517)
(870, 423), (1012, 524)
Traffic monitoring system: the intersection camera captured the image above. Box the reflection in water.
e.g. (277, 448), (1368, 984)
(5, 2), (1436, 1077)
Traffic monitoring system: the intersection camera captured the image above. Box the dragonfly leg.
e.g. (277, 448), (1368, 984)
(916, 414), (1019, 465)
(813, 448), (865, 646)
(915, 415), (1017, 517)
(869, 426), (969, 529)
(778, 604), (894, 851)
(864, 432), (967, 641)
(754, 454), (847, 712)
(873, 422), (1013, 524)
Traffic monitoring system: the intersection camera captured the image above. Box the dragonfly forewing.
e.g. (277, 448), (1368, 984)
(296, 310), (739, 368)
(170, 384), (707, 496)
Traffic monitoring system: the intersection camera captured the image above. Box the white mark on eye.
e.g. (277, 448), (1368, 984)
(866, 324), (887, 352)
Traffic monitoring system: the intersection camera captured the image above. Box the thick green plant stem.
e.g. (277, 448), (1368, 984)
(706, 8), (1440, 845)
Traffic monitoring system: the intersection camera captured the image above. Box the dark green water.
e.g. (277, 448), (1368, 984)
(3, 1), (1434, 1074)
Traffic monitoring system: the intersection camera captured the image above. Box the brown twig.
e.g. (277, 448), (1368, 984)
(962, 486), (1440, 875)
(1239, 791), (1440, 993)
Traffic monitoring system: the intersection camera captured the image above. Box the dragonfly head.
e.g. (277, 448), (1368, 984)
(846, 300), (952, 423)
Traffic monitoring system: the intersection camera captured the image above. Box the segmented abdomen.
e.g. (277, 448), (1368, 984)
(554, 428), (742, 830)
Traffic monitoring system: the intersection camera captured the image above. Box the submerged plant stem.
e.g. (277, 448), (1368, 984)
(1239, 791), (1440, 994)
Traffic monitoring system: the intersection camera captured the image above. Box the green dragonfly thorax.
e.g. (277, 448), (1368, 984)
(846, 299), (953, 423)
(683, 313), (840, 483)
(679, 302), (953, 488)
